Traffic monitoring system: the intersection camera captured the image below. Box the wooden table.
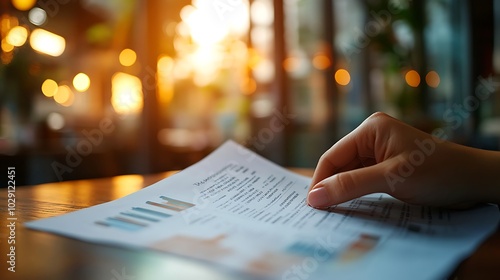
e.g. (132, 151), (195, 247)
(1, 169), (499, 280)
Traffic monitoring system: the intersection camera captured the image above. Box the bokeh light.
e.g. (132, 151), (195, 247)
(250, 0), (274, 26)
(283, 56), (300, 73)
(252, 98), (274, 118)
(425, 71), (440, 88)
(41, 79), (58, 97)
(241, 77), (256, 95)
(47, 112), (65, 130)
(6, 26), (28, 47)
(312, 54), (331, 70)
(180, 5), (196, 22)
(11, 0), (36, 11)
(111, 72), (144, 115)
(119, 48), (137, 67)
(111, 175), (144, 199)
(335, 69), (351, 86)
(158, 56), (174, 73)
(251, 26), (273, 49)
(1, 39), (14, 52)
(405, 70), (421, 88)
(247, 48), (263, 69)
(183, 4), (228, 45)
(54, 85), (74, 106)
(157, 55), (175, 104)
(30, 28), (66, 57)
(28, 8), (47, 26)
(1, 14), (18, 30)
(253, 59), (275, 83)
(73, 72), (91, 92)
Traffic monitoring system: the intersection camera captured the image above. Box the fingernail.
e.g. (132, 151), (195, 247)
(307, 186), (331, 208)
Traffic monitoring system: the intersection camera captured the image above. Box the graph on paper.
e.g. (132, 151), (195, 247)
(95, 196), (194, 231)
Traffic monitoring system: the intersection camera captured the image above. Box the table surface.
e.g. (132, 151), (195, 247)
(1, 169), (499, 280)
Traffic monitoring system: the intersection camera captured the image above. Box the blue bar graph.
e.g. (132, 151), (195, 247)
(121, 212), (160, 222)
(131, 207), (172, 218)
(95, 198), (189, 231)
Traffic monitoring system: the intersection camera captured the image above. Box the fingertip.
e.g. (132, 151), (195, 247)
(307, 184), (333, 209)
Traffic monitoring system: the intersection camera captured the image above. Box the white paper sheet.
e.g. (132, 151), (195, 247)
(26, 141), (500, 279)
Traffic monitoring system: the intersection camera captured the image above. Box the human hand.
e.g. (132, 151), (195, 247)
(307, 112), (500, 209)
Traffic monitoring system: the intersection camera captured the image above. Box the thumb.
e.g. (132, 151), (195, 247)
(307, 160), (393, 208)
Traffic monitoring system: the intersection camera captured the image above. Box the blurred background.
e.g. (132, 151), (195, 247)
(1, 0), (499, 185)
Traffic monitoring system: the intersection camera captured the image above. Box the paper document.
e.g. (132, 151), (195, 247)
(26, 141), (500, 279)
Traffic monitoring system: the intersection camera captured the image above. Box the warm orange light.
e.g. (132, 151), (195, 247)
(30, 28), (66, 57)
(180, 5), (196, 22)
(1, 39), (14, 52)
(283, 57), (300, 73)
(54, 85), (74, 106)
(119, 48), (137, 67)
(41, 79), (58, 97)
(73, 73), (90, 92)
(242, 77), (257, 95)
(158, 56), (174, 73)
(425, 71), (440, 88)
(335, 69), (351, 86)
(1, 15), (18, 33)
(405, 70), (420, 88)
(183, 5), (227, 45)
(247, 48), (262, 69)
(253, 59), (274, 83)
(1, 16), (11, 32)
(190, 46), (222, 86)
(173, 60), (190, 80)
(111, 175), (144, 199)
(11, 0), (36, 11)
(6, 26), (28, 47)
(111, 72), (143, 115)
(157, 56), (174, 104)
(312, 54), (331, 70)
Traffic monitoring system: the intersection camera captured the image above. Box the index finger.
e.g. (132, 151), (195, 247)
(310, 113), (393, 190)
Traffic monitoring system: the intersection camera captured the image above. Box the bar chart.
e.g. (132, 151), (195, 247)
(94, 196), (195, 231)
